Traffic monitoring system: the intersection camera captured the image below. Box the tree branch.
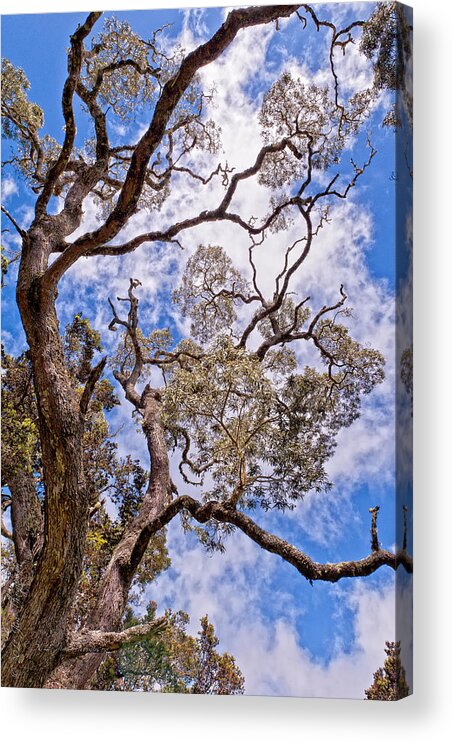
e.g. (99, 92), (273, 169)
(63, 617), (168, 658)
(1, 519), (13, 541)
(132, 495), (413, 584)
(369, 505), (380, 552)
(238, 207), (313, 350)
(43, 5), (302, 284)
(108, 278), (145, 407)
(1, 205), (26, 238)
(79, 355), (107, 415)
(34, 12), (102, 218)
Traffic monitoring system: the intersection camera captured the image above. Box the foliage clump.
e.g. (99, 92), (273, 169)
(365, 641), (410, 701)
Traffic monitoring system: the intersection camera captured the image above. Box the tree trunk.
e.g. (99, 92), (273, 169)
(46, 387), (171, 689)
(5, 469), (44, 612)
(1, 229), (89, 688)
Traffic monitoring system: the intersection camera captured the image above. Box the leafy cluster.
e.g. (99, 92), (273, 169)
(1, 347), (39, 480)
(360, 2), (413, 128)
(83, 17), (160, 122)
(1, 59), (43, 174)
(151, 244), (385, 513)
(365, 641), (410, 701)
(65, 314), (103, 384)
(173, 244), (248, 344)
(259, 75), (341, 186)
(258, 296), (311, 340)
(1, 4), (411, 692)
(1, 58), (60, 183)
(258, 70), (376, 197)
(360, 3), (411, 93)
(1, 320), (165, 619)
(1, 313), (244, 687)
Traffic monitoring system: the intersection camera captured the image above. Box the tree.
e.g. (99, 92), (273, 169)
(1, 3), (412, 690)
(1, 315), (243, 690)
(365, 641), (410, 700)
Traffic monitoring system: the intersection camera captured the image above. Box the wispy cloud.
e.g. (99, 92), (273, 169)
(1, 176), (18, 201)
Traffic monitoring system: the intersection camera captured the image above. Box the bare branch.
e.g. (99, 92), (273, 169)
(1, 206), (26, 238)
(44, 5), (303, 282)
(91, 58), (161, 98)
(63, 617), (168, 658)
(303, 5), (366, 121)
(369, 505), (380, 552)
(307, 284), (347, 335)
(108, 278), (145, 407)
(311, 140), (377, 209)
(238, 207), (313, 350)
(79, 356), (107, 415)
(172, 425), (218, 485)
(128, 495), (413, 584)
(35, 12), (102, 217)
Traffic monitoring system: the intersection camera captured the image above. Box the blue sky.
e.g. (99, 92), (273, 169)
(1, 3), (412, 697)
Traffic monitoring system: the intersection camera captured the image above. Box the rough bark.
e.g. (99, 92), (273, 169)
(1, 231), (89, 687)
(98, 495), (413, 584)
(62, 619), (168, 658)
(45, 5), (302, 283)
(46, 388), (171, 689)
(6, 469), (43, 611)
(2, 5), (304, 690)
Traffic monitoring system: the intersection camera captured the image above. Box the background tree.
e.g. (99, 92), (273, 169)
(365, 641), (410, 701)
(93, 607), (244, 694)
(1, 3), (412, 690)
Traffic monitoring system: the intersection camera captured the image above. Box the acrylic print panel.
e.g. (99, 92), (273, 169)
(1, 2), (412, 697)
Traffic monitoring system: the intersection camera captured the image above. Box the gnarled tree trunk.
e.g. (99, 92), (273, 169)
(1, 229), (89, 688)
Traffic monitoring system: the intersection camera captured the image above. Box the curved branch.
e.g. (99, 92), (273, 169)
(74, 137), (374, 265)
(237, 206), (313, 349)
(50, 135), (310, 262)
(1, 519), (13, 541)
(79, 355), (107, 415)
(91, 58), (161, 97)
(303, 5), (365, 121)
(86, 4), (301, 245)
(253, 284), (348, 362)
(108, 278), (145, 407)
(132, 495), (413, 584)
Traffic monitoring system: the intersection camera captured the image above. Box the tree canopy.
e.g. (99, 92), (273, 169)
(1, 3), (412, 693)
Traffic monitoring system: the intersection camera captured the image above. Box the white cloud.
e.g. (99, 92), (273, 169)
(1, 176), (18, 201)
(147, 516), (403, 698)
(233, 579), (400, 698)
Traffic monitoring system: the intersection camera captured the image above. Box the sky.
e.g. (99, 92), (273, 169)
(1, 2), (413, 698)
